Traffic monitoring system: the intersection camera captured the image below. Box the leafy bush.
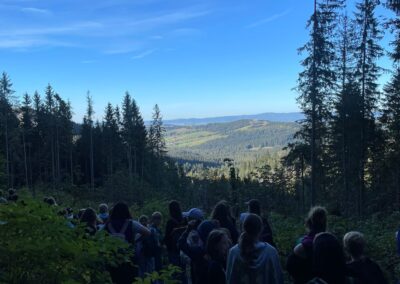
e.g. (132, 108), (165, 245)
(0, 198), (131, 283)
(134, 265), (181, 284)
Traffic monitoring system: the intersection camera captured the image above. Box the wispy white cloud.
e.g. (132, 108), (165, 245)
(131, 48), (157, 59)
(81, 59), (97, 64)
(0, 21), (103, 37)
(168, 28), (202, 37)
(0, 38), (74, 49)
(0, 5), (211, 52)
(245, 9), (291, 28)
(21, 7), (52, 15)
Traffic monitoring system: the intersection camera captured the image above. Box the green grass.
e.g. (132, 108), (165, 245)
(166, 130), (227, 148)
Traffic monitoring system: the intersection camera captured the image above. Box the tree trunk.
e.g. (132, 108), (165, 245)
(4, 115), (10, 188)
(70, 144), (74, 185)
(22, 131), (29, 190)
(90, 126), (94, 191)
(51, 134), (56, 190)
(359, 10), (368, 218)
(310, 0), (318, 206)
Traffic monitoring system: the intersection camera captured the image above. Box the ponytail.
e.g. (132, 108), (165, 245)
(239, 214), (263, 263)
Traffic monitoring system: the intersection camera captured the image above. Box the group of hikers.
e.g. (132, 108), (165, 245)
(0, 189), (390, 284)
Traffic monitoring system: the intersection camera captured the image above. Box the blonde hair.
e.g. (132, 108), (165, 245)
(306, 206), (327, 232)
(343, 231), (365, 258)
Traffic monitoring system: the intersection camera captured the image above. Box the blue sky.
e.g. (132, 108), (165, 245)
(0, 0), (394, 121)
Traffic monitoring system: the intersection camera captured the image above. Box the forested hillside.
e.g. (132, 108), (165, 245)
(166, 119), (299, 165)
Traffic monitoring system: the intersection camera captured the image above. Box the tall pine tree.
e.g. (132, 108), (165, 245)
(381, 0), (400, 208)
(354, 0), (383, 215)
(291, 0), (343, 206)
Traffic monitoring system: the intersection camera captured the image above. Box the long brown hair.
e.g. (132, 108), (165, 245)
(239, 214), (262, 263)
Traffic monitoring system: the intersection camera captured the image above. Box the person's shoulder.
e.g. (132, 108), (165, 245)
(294, 243), (308, 258)
(229, 244), (240, 255)
(307, 277), (328, 284)
(263, 242), (277, 253)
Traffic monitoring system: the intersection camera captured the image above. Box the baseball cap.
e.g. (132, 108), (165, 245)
(183, 208), (204, 220)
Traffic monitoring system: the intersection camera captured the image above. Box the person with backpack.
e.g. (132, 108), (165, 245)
(178, 219), (219, 284)
(206, 229), (232, 284)
(226, 214), (283, 284)
(165, 200), (187, 282)
(98, 203), (109, 225)
(240, 199), (275, 247)
(181, 208), (205, 282)
(307, 232), (353, 284)
(137, 215), (155, 277)
(150, 212), (164, 273)
(211, 201), (239, 244)
(183, 208), (205, 248)
(287, 206), (328, 284)
(80, 208), (98, 235)
(106, 202), (150, 284)
(343, 231), (387, 284)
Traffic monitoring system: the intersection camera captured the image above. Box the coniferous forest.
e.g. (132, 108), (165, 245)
(1, 0), (400, 283)
(1, 0), (399, 216)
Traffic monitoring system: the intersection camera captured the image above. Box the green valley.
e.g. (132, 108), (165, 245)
(165, 119), (299, 165)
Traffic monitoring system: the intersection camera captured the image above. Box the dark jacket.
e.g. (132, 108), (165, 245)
(287, 236), (314, 284)
(178, 228), (209, 284)
(165, 218), (186, 254)
(346, 257), (387, 284)
(207, 259), (226, 284)
(261, 217), (275, 247)
(220, 219), (239, 244)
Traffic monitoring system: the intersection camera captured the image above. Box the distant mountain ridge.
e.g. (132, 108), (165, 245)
(163, 112), (304, 126)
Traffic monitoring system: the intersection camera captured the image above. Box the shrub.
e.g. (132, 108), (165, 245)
(0, 198), (130, 283)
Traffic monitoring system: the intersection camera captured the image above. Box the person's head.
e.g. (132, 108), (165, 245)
(64, 208), (74, 219)
(239, 214), (263, 263)
(139, 215), (149, 226)
(77, 208), (86, 219)
(99, 203), (108, 214)
(343, 231), (365, 260)
(207, 229), (232, 262)
(306, 206), (327, 233)
(198, 220), (219, 244)
(44, 196), (57, 206)
(247, 199), (261, 216)
(151, 211), (163, 227)
(110, 202), (132, 221)
(169, 200), (183, 222)
(183, 208), (204, 222)
(211, 200), (233, 224)
(313, 232), (346, 284)
(8, 188), (15, 196)
(80, 208), (97, 227)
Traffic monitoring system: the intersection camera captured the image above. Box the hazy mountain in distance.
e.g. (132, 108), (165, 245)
(163, 112), (304, 126)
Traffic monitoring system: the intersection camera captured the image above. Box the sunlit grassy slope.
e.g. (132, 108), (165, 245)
(165, 119), (299, 164)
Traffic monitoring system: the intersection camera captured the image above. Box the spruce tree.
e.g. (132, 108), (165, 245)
(0, 72), (17, 188)
(353, 0), (383, 215)
(20, 93), (33, 190)
(149, 104), (166, 157)
(292, 0), (343, 205)
(121, 92), (135, 180)
(381, 0), (400, 208)
(86, 93), (95, 190)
